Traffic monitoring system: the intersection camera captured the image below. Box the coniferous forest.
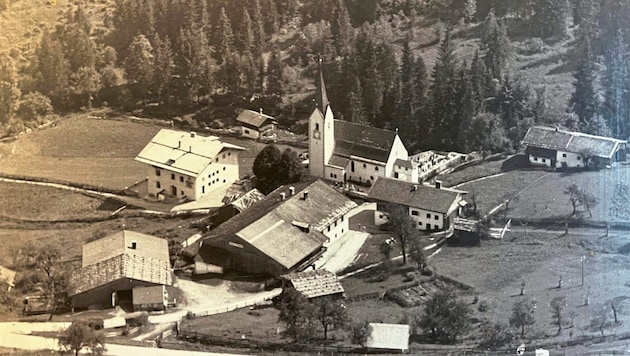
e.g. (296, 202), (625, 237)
(1, 0), (630, 154)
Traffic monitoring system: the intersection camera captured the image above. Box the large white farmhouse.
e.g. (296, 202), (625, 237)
(135, 129), (245, 201)
(308, 62), (416, 185)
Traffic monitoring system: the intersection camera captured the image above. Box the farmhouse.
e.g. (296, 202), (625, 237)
(236, 109), (277, 139)
(135, 129), (245, 202)
(69, 230), (172, 311)
(308, 62), (416, 185)
(281, 269), (344, 299)
(367, 177), (467, 232)
(194, 179), (358, 276)
(522, 126), (627, 169)
(366, 323), (410, 353)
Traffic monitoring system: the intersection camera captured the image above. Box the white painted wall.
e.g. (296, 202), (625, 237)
(309, 109), (326, 178)
(324, 165), (345, 183)
(322, 212), (351, 245)
(555, 151), (584, 168)
(393, 164), (418, 183)
(240, 126), (260, 139)
(385, 136), (409, 177)
(346, 159), (385, 184)
(528, 154), (552, 167)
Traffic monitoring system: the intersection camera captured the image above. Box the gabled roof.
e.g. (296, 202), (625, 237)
(522, 126), (626, 158)
(0, 265), (16, 288)
(228, 188), (266, 212)
(236, 110), (277, 128)
(394, 158), (414, 169)
(196, 179), (358, 270)
(368, 177), (466, 214)
(135, 129), (245, 176)
(70, 254), (172, 297)
(367, 323), (410, 351)
(333, 120), (397, 163)
(71, 230), (172, 296)
(315, 59), (329, 112)
(82, 230), (170, 268)
(282, 269), (344, 299)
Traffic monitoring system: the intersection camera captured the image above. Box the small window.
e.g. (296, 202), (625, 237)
(181, 190), (185, 196)
(330, 173), (334, 178)
(562, 153), (567, 158)
(223, 154), (226, 159)
(228, 152), (231, 156)
(370, 176), (374, 180)
(542, 158), (546, 163)
(405, 167), (408, 171)
(395, 172), (399, 178)
(341, 215), (344, 221)
(363, 163), (366, 168)
(434, 215), (439, 220)
(179, 176), (184, 183)
(202, 186), (205, 194)
(315, 123), (320, 130)
(418, 221), (422, 226)
(379, 214), (383, 219)
(577, 156), (582, 160)
(223, 167), (226, 171)
(156, 182), (161, 188)
(155, 169), (161, 176)
(216, 170), (219, 175)
(334, 220), (337, 227)
(223, 179), (226, 183)
(216, 157), (219, 162)
(171, 173), (175, 180)
(426, 213), (431, 218)
(375, 166), (379, 171)
(434, 224), (439, 230)
(327, 226), (330, 232)
(534, 157), (538, 161)
(411, 210), (419, 216)
(244, 129), (250, 134)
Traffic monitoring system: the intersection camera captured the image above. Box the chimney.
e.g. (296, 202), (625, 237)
(131, 241), (137, 250)
(280, 192), (286, 201)
(190, 131), (196, 138)
(289, 186), (295, 196)
(303, 190), (309, 200)
(177, 141), (181, 149)
(435, 180), (442, 189)
(259, 108), (263, 114)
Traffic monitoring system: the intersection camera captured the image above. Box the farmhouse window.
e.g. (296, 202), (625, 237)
(562, 153), (567, 158)
(434, 224), (439, 230)
(434, 215), (439, 220)
(577, 156), (581, 160)
(341, 215), (344, 221)
(411, 210), (419, 216)
(155, 169), (161, 176)
(330, 173), (334, 178)
(156, 182), (161, 189)
(216, 157), (219, 162)
(202, 186), (205, 194)
(223, 179), (226, 183)
(171, 173), (175, 180)
(426, 213), (431, 218)
(223, 154), (226, 159)
(244, 129), (249, 134)
(223, 167), (226, 171)
(534, 157), (538, 161)
(542, 158), (546, 163)
(363, 163), (367, 168)
(327, 226), (331, 232)
(370, 176), (374, 180)
(181, 190), (185, 196)
(418, 221), (422, 226)
(375, 166), (379, 171)
(228, 152), (231, 156)
(179, 176), (184, 183)
(395, 172), (399, 178)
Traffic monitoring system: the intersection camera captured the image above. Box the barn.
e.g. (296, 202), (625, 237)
(69, 230), (172, 311)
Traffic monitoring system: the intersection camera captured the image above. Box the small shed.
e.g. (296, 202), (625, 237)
(367, 323), (410, 353)
(281, 269), (344, 299)
(132, 285), (168, 312)
(0, 265), (16, 292)
(236, 109), (277, 140)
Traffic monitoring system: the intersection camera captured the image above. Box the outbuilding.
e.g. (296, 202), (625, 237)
(236, 109), (277, 140)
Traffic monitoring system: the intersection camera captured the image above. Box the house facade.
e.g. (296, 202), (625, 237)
(192, 180), (358, 276)
(308, 62), (416, 185)
(135, 129), (245, 201)
(522, 126), (627, 169)
(368, 178), (467, 232)
(69, 230), (172, 311)
(236, 109), (277, 140)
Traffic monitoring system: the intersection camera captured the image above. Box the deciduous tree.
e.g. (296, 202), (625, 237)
(277, 287), (317, 341)
(59, 321), (104, 356)
(550, 295), (566, 334)
(509, 298), (536, 337)
(417, 288), (472, 343)
(315, 297), (348, 340)
(125, 34), (154, 101)
(0, 54), (21, 124)
(383, 205), (417, 265)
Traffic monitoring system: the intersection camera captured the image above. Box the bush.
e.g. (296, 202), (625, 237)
(479, 322), (515, 350)
(519, 38), (545, 55)
(17, 92), (53, 121)
(478, 300), (490, 312)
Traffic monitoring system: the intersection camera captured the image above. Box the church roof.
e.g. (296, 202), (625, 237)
(333, 120), (397, 163)
(315, 59), (329, 112)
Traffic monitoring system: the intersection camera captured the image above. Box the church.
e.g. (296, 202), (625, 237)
(308, 62), (418, 185)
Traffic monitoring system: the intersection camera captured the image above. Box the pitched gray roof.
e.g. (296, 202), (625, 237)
(367, 177), (465, 214)
(367, 323), (410, 351)
(197, 179), (358, 270)
(236, 110), (276, 128)
(333, 120), (397, 163)
(522, 126), (625, 158)
(82, 230), (170, 267)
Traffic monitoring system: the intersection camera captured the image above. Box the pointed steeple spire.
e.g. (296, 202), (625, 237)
(315, 57), (329, 111)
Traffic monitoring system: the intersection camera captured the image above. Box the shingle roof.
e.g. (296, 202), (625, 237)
(70, 254), (172, 296)
(394, 159), (413, 169)
(333, 120), (397, 163)
(132, 285), (166, 305)
(282, 269), (344, 299)
(328, 154), (350, 168)
(135, 129), (245, 176)
(522, 126), (625, 158)
(82, 230), (170, 268)
(0, 265), (16, 288)
(367, 177), (465, 214)
(196, 179), (358, 270)
(367, 323), (410, 351)
(236, 110), (277, 128)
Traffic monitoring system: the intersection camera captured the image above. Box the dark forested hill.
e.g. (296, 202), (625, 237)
(1, 0), (629, 154)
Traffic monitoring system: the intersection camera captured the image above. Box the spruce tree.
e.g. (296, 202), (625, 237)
(532, 0), (570, 38)
(399, 33), (415, 121)
(602, 29), (630, 138)
(455, 63), (476, 152)
(152, 34), (175, 103)
(481, 10), (511, 80)
(125, 34), (154, 101)
(413, 56), (430, 148)
(36, 29), (70, 101)
(330, 0), (353, 57)
(470, 50), (488, 113)
(217, 7), (235, 64)
(348, 77), (365, 124)
(240, 9), (255, 55)
(250, 0), (266, 58)
(429, 27), (459, 150)
(569, 37), (599, 133)
(266, 47), (284, 96)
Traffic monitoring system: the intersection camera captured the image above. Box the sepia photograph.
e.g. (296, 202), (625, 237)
(1, 0), (630, 354)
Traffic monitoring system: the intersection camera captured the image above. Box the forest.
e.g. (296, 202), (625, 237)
(1, 0), (630, 154)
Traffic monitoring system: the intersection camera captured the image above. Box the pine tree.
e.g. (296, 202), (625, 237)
(330, 0), (353, 57)
(177, 23), (213, 102)
(429, 27), (459, 150)
(413, 56), (430, 148)
(239, 9), (255, 55)
(481, 10), (511, 80)
(532, 0), (570, 38)
(399, 33), (415, 121)
(125, 34), (154, 101)
(0, 54), (21, 124)
(602, 29), (630, 138)
(569, 37), (599, 133)
(266, 47), (284, 96)
(152, 34), (175, 103)
(36, 29), (69, 101)
(378, 43), (401, 129)
(348, 77), (365, 124)
(69, 65), (101, 109)
(250, 0), (266, 58)
(470, 50), (488, 113)
(455, 63), (476, 152)
(217, 7), (235, 64)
